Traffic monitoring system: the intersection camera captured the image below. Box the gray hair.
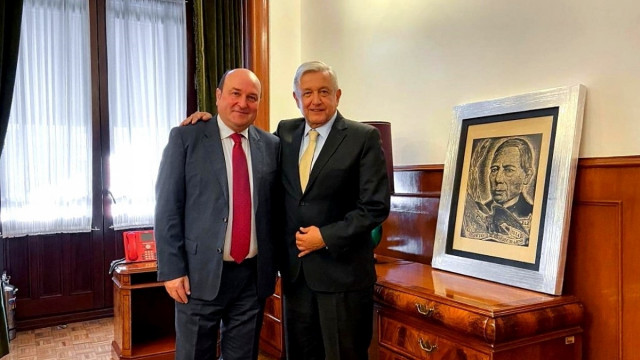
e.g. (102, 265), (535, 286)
(293, 61), (339, 94)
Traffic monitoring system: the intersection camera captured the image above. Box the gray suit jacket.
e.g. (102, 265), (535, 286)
(155, 119), (280, 300)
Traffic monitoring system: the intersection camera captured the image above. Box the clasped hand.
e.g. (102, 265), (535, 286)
(296, 226), (326, 257)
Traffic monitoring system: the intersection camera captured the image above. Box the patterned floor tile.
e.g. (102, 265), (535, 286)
(4, 317), (278, 360)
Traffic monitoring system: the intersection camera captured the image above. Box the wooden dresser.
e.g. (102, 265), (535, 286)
(372, 256), (584, 360)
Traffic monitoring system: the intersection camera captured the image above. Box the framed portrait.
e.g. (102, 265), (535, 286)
(432, 85), (586, 295)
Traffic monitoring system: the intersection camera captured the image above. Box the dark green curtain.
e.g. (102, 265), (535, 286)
(0, 0), (24, 356)
(193, 0), (243, 114)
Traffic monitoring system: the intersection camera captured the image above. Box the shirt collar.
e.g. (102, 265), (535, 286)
(217, 115), (250, 140)
(304, 111), (337, 139)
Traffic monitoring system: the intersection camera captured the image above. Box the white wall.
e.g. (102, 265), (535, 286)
(268, 0), (302, 124)
(270, 0), (640, 165)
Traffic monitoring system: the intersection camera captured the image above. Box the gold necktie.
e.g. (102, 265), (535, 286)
(299, 129), (318, 191)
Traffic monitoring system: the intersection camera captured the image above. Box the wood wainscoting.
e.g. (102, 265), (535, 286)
(375, 156), (640, 360)
(3, 228), (132, 330)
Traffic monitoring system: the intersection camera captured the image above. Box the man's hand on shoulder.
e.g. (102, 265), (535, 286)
(164, 275), (191, 303)
(180, 111), (213, 126)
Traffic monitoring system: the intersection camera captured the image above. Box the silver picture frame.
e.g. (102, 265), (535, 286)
(432, 85), (586, 295)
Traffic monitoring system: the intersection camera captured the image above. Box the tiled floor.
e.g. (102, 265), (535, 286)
(3, 317), (278, 359)
(5, 318), (113, 360)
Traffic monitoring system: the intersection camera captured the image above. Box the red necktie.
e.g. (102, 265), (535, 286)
(230, 133), (251, 263)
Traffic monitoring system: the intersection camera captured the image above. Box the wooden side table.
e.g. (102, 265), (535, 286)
(111, 261), (175, 360)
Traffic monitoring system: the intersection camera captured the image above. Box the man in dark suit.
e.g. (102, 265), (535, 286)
(182, 61), (391, 359)
(155, 68), (280, 360)
(275, 61), (390, 360)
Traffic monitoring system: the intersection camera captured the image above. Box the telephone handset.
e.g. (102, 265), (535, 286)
(123, 230), (157, 263)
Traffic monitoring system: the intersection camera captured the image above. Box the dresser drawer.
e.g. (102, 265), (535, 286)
(378, 313), (489, 360)
(375, 285), (489, 341)
(378, 346), (411, 360)
(375, 283), (584, 344)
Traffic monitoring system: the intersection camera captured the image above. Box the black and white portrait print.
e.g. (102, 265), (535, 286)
(461, 135), (542, 247)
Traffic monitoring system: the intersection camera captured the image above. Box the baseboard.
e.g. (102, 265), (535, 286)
(16, 307), (113, 331)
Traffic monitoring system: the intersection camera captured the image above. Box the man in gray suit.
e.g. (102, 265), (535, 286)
(155, 68), (280, 360)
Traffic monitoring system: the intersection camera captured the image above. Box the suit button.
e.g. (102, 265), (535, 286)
(299, 201), (306, 206)
(216, 248), (222, 254)
(223, 217), (228, 223)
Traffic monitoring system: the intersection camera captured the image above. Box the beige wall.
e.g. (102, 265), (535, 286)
(270, 0), (640, 165)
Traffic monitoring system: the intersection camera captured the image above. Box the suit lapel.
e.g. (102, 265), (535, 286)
(202, 119), (229, 202)
(248, 126), (264, 211)
(286, 120), (306, 194)
(305, 114), (347, 192)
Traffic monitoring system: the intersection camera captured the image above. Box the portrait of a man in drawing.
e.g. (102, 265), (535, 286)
(461, 135), (541, 246)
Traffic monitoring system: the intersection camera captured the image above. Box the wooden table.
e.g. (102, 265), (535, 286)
(111, 261), (175, 360)
(372, 255), (584, 360)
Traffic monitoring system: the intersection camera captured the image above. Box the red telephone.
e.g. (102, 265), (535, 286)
(123, 230), (157, 262)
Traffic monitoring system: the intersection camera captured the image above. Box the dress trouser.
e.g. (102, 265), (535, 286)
(175, 257), (264, 360)
(283, 270), (374, 360)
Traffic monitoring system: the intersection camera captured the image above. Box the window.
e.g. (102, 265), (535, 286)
(0, 0), (187, 237)
(106, 0), (187, 229)
(0, 0), (93, 237)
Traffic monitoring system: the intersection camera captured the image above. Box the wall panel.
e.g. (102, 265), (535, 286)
(375, 194), (439, 265)
(37, 235), (63, 297)
(5, 232), (105, 329)
(565, 201), (621, 359)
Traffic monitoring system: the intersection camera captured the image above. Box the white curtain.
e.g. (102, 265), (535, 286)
(106, 0), (187, 230)
(0, 0), (92, 238)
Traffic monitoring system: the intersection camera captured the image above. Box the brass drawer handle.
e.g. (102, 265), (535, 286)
(415, 303), (434, 317)
(418, 338), (438, 352)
